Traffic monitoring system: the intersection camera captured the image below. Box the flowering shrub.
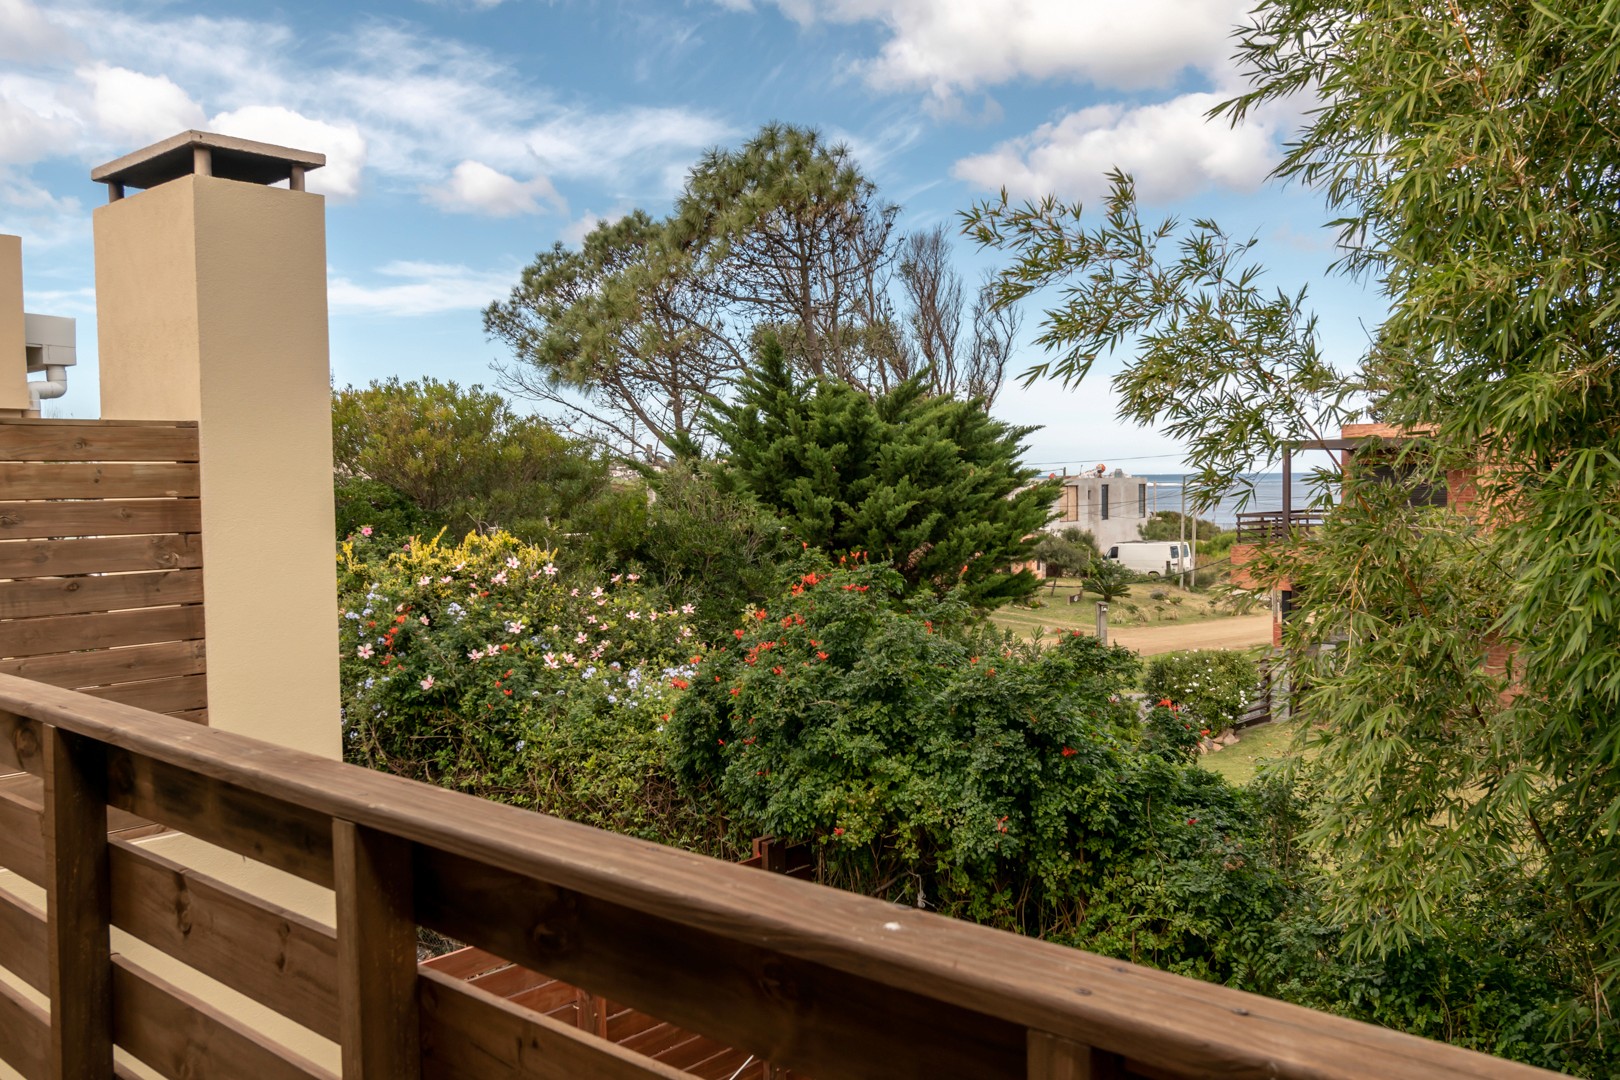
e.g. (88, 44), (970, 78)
(1142, 649), (1258, 735)
(1143, 699), (1202, 762)
(337, 530), (723, 851)
(666, 558), (1279, 941)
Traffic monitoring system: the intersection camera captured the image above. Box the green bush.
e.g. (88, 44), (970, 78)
(1142, 650), (1258, 735)
(337, 530), (725, 852)
(666, 559), (1302, 972)
(1143, 699), (1202, 762)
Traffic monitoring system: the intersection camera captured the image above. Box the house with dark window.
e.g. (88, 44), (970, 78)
(1040, 470), (1175, 549)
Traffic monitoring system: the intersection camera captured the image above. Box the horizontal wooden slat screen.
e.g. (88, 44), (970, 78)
(0, 419), (205, 725)
(0, 689), (1563, 1080)
(111, 956), (336, 1080)
(0, 978), (48, 1080)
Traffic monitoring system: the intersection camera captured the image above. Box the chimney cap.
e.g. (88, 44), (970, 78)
(91, 130), (326, 192)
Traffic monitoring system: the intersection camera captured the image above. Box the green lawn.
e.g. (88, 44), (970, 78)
(1197, 719), (1307, 785)
(992, 578), (1257, 641)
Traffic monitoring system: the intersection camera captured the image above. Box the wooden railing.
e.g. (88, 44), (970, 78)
(0, 674), (1556, 1079)
(1234, 509), (1327, 544)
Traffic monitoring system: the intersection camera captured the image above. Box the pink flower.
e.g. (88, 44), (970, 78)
(357, 644), (374, 659)
(360, 525), (374, 537)
(420, 675), (435, 690)
(543, 563), (558, 577)
(418, 615), (429, 625)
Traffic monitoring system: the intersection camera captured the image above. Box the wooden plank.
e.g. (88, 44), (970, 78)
(111, 955), (335, 1080)
(85, 673), (208, 713)
(1028, 1031), (1127, 1079)
(334, 819), (420, 1078)
(109, 836), (339, 1040)
(0, 782), (44, 884)
(0, 462), (198, 500)
(0, 888), (46, 992)
(415, 847), (1027, 1080)
(0, 676), (1560, 1080)
(0, 533), (202, 579)
(0, 499), (201, 541)
(0, 604), (205, 659)
(0, 708), (41, 773)
(0, 569), (204, 621)
(44, 725), (114, 1078)
(418, 967), (690, 1080)
(0, 421), (198, 463)
(0, 639), (206, 690)
(0, 976), (48, 1080)
(103, 745), (335, 887)
(169, 707), (208, 725)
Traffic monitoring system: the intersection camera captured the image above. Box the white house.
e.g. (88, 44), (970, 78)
(1040, 468), (1177, 549)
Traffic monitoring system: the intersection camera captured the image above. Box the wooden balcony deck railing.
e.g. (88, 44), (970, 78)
(1234, 509), (1327, 545)
(0, 673), (1556, 1079)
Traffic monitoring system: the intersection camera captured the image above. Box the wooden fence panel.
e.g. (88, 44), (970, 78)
(0, 977), (49, 1080)
(0, 419), (205, 724)
(111, 956), (335, 1080)
(108, 836), (340, 1039)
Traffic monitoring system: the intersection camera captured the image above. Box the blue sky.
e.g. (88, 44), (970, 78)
(0, 0), (1384, 471)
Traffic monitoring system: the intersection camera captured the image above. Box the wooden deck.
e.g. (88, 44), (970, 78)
(0, 674), (1560, 1078)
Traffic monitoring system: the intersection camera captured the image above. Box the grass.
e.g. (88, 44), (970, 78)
(1197, 719), (1307, 785)
(990, 578), (1260, 641)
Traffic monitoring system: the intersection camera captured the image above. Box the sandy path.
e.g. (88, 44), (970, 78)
(1096, 613), (1272, 656)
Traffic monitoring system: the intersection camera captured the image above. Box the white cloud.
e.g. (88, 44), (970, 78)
(0, 0), (75, 62)
(208, 106), (367, 199)
(428, 160), (565, 217)
(952, 92), (1282, 205)
(327, 260), (516, 317)
(524, 107), (736, 181)
(3, 5), (729, 217)
(751, 0), (1251, 101)
(559, 208), (627, 246)
(0, 77), (77, 165)
(80, 65), (204, 144)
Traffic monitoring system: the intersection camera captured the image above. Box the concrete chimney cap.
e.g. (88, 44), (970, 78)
(91, 130), (326, 192)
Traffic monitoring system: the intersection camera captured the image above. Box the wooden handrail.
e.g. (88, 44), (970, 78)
(0, 674), (1557, 1079)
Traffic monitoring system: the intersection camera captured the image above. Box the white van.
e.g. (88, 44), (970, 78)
(1105, 541), (1193, 577)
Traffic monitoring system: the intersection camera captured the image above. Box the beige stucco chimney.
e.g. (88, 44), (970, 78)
(0, 237), (33, 413)
(91, 131), (340, 758)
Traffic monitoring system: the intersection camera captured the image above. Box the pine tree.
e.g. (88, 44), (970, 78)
(708, 335), (1057, 606)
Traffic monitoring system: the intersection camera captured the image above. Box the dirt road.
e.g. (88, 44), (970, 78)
(1101, 613), (1272, 656)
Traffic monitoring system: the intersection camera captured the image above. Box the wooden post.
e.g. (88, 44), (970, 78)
(1282, 447), (1292, 537)
(43, 725), (113, 1078)
(334, 819), (421, 1078)
(1095, 602), (1108, 646)
(1027, 1030), (1126, 1079)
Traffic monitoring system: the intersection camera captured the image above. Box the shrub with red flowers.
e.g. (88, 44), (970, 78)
(666, 558), (1294, 958)
(338, 530), (723, 851)
(1143, 698), (1202, 762)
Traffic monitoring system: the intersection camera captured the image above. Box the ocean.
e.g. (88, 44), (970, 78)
(1135, 473), (1326, 528)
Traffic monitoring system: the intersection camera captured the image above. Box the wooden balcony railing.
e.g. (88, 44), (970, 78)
(1234, 509), (1327, 544)
(0, 673), (1556, 1079)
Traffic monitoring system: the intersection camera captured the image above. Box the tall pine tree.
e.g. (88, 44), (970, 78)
(707, 334), (1056, 606)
